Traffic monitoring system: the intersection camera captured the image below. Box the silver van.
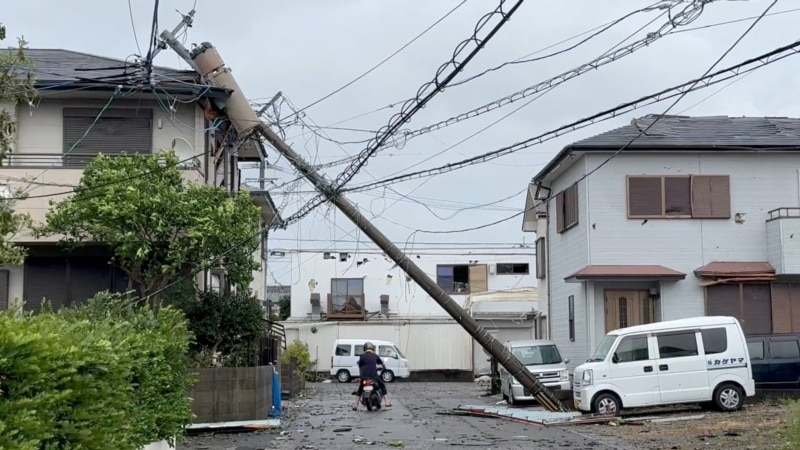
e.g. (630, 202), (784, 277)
(499, 339), (571, 404)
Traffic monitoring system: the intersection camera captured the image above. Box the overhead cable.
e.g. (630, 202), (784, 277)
(342, 38), (800, 193)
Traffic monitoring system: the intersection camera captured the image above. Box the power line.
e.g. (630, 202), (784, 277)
(284, 1), (467, 118)
(395, 0), (711, 142)
(303, 0), (711, 173)
(279, 0), (527, 226)
(127, 0), (143, 56)
(447, 0), (669, 89)
(268, 238), (531, 246)
(340, 38), (800, 193)
(260, 4), (800, 153)
(561, 0), (778, 194)
(375, 8), (670, 181)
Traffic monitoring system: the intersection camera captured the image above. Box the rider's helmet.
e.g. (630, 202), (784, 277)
(364, 341), (375, 352)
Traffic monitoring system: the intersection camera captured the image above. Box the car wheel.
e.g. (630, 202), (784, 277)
(337, 369), (351, 383)
(713, 383), (744, 412)
(592, 393), (621, 416)
(381, 370), (395, 383)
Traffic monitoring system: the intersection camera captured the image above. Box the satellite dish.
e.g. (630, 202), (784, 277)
(171, 137), (194, 160)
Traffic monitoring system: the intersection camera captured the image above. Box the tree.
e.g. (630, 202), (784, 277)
(39, 152), (263, 310)
(278, 294), (291, 321)
(0, 24), (37, 266)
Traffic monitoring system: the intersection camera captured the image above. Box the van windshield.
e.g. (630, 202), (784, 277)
(589, 335), (617, 362)
(511, 344), (562, 365)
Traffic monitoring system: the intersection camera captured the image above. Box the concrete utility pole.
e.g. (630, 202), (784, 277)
(169, 40), (568, 412)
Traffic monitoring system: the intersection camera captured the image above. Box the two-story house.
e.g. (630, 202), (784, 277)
(525, 114), (800, 369)
(282, 249), (539, 379)
(0, 48), (279, 311)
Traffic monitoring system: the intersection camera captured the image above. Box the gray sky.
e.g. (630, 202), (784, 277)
(4, 0), (799, 284)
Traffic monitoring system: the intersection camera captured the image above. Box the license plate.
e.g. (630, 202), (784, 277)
(363, 386), (373, 392)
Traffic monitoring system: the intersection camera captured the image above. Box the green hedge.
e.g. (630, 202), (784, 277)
(0, 293), (195, 450)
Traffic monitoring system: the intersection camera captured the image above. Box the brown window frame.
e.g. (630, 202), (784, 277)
(626, 174), (731, 220)
(556, 182), (579, 233)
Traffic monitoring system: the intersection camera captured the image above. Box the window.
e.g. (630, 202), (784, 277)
(436, 264), (487, 293)
(747, 341), (764, 360)
(63, 108), (153, 166)
(535, 237), (546, 279)
(330, 278), (365, 312)
(335, 345), (351, 356)
(354, 345), (365, 356)
(614, 336), (649, 363)
(379, 345), (397, 359)
(496, 263), (529, 275)
(568, 295), (575, 342)
(627, 175), (730, 219)
(657, 331), (699, 359)
(771, 339), (800, 359)
(511, 344), (563, 365)
(706, 283), (772, 335)
(701, 328), (728, 355)
(556, 182), (579, 233)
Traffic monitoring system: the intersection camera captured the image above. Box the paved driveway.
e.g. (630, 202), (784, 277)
(272, 381), (628, 449)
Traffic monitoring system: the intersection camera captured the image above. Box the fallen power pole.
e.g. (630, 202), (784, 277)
(170, 39), (568, 412)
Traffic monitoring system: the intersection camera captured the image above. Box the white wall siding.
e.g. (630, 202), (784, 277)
(563, 152), (800, 362)
(14, 98), (201, 159)
(287, 250), (537, 319)
(283, 320), (473, 372)
(544, 156), (590, 370)
(767, 218), (800, 275)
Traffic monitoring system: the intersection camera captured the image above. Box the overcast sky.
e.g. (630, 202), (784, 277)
(4, 0), (799, 284)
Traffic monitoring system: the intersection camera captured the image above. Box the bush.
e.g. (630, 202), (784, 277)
(174, 290), (266, 368)
(280, 339), (313, 378)
(0, 292), (194, 450)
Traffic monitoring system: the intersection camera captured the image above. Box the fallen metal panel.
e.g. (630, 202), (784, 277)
(455, 405), (582, 425)
(186, 418), (282, 432)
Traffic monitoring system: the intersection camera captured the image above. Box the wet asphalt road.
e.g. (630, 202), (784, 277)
(180, 381), (631, 450)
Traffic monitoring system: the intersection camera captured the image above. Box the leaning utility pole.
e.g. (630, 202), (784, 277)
(164, 38), (567, 412)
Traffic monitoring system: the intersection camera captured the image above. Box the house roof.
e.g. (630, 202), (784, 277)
(694, 261), (775, 277)
(565, 264), (686, 283)
(10, 48), (230, 99)
(534, 115), (800, 184)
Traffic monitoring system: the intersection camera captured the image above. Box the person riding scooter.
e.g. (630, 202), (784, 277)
(352, 341), (391, 410)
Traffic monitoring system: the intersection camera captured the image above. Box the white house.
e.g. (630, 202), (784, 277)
(282, 248), (538, 378)
(0, 48), (279, 311)
(524, 114), (800, 370)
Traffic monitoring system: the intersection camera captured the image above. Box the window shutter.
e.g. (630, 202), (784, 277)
(627, 176), (662, 217)
(772, 282), (792, 333)
(742, 283), (772, 334)
(664, 176), (691, 216)
(468, 264), (488, 293)
(566, 184), (579, 226)
(556, 192), (565, 232)
(63, 108), (153, 166)
(691, 175), (731, 219)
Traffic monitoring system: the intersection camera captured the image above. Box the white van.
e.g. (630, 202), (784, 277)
(499, 339), (571, 404)
(573, 316), (755, 415)
(330, 339), (411, 383)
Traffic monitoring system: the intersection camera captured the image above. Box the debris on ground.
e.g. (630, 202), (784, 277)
(446, 405), (583, 425)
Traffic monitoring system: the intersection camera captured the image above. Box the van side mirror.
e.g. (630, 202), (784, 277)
(563, 358), (570, 364)
(611, 353), (619, 364)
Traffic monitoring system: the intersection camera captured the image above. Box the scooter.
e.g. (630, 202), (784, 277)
(359, 377), (383, 412)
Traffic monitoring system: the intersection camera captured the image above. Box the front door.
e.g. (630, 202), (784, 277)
(605, 290), (655, 332)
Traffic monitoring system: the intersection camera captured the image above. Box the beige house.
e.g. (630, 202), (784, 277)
(0, 48), (279, 311)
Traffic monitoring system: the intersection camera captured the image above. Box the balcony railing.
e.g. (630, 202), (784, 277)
(768, 207), (800, 221)
(5, 152), (201, 169)
(327, 293), (367, 320)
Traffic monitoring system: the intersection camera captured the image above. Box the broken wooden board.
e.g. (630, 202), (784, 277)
(186, 418), (282, 434)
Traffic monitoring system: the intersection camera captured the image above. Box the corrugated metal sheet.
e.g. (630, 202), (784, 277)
(284, 320), (472, 372)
